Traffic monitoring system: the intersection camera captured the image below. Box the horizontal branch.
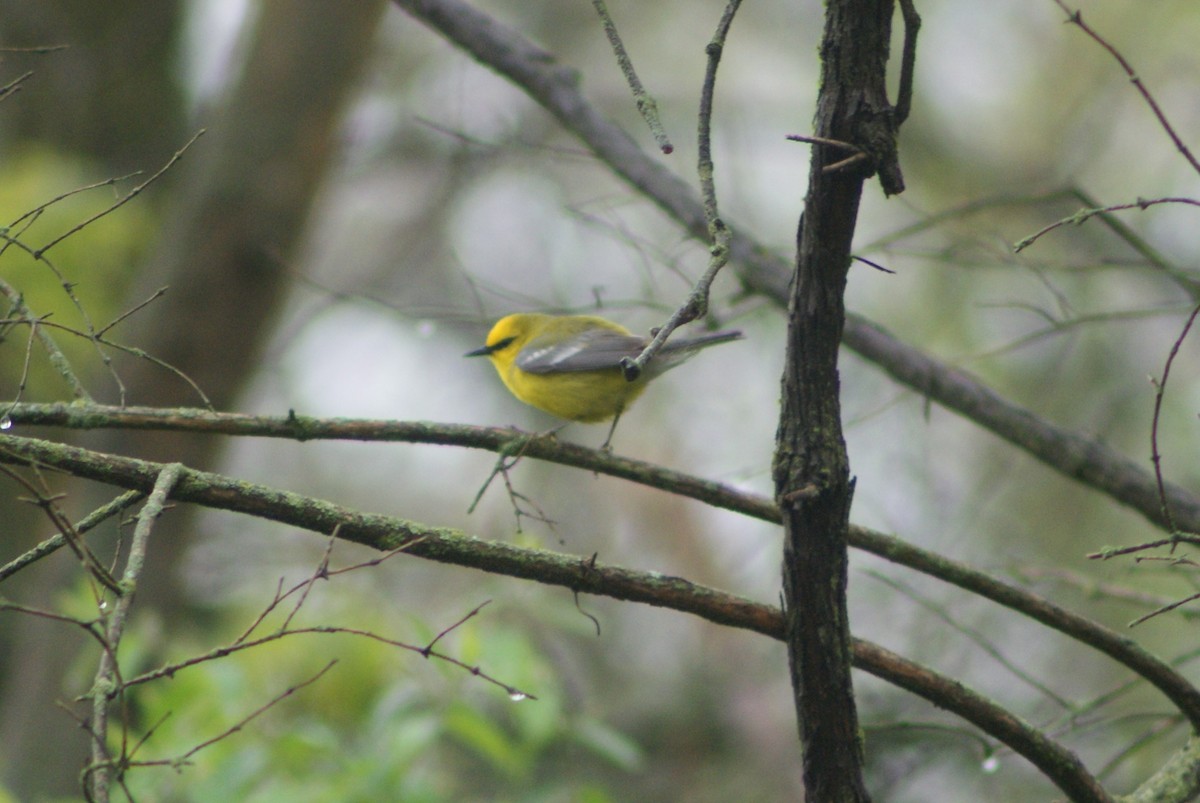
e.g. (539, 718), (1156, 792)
(0, 430), (779, 636)
(3, 402), (775, 521)
(0, 429), (1106, 798)
(7, 403), (1200, 730)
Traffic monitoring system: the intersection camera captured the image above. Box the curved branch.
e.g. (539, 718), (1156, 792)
(855, 639), (1111, 802)
(0, 432), (1110, 800)
(0, 432), (781, 636)
(3, 402), (776, 520)
(6, 403), (1200, 731)
(852, 527), (1200, 731)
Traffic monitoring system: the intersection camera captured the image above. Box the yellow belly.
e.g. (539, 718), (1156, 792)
(500, 365), (648, 422)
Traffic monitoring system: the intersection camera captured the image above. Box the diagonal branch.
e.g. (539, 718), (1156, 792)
(840, 315), (1200, 534)
(7, 407), (1200, 731)
(856, 639), (1111, 802)
(0, 432), (1114, 799)
(87, 463), (183, 802)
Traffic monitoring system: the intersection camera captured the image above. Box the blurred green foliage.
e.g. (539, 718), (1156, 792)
(112, 581), (641, 802)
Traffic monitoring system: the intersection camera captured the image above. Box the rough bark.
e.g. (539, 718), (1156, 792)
(772, 1), (903, 798)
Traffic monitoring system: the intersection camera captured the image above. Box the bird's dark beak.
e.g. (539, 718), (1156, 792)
(464, 344), (493, 358)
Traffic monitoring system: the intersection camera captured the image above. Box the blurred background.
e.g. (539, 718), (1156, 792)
(1, 0), (1200, 799)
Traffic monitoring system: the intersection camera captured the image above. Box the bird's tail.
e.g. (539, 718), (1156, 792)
(648, 328), (743, 375)
(669, 329), (744, 352)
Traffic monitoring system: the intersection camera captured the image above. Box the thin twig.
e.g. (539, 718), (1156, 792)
(279, 526), (340, 633)
(423, 600), (492, 654)
(0, 70), (33, 103)
(9, 319), (39, 412)
(1089, 538), (1200, 561)
(1130, 590), (1200, 628)
(0, 463), (122, 594)
(6, 171), (143, 234)
(36, 130), (206, 258)
(590, 0), (672, 154)
(0, 270), (92, 402)
(824, 151), (870, 174)
(0, 489), (145, 582)
(894, 0), (920, 124)
(467, 428), (560, 529)
(1150, 303), (1200, 544)
(106, 342), (212, 409)
(0, 44), (68, 54)
(1016, 565), (1200, 620)
(1094, 715), (1183, 782)
(1015, 197), (1200, 253)
(850, 255), (895, 275)
(0, 234), (124, 402)
(0, 599), (106, 637)
(0, 304), (210, 409)
(97, 287), (169, 338)
(620, 0), (741, 381)
(143, 661), (338, 770)
(237, 537), (418, 645)
(786, 134), (863, 153)
(0, 155), (190, 407)
(1053, 1), (1200, 177)
(126, 621), (536, 701)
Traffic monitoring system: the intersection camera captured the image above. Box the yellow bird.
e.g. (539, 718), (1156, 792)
(466, 312), (742, 447)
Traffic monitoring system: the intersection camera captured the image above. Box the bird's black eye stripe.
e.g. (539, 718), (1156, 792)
(489, 336), (517, 353)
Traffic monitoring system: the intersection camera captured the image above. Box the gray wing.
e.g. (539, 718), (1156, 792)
(515, 328), (646, 374)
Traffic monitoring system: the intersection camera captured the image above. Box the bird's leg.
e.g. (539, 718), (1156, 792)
(599, 408), (624, 452)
